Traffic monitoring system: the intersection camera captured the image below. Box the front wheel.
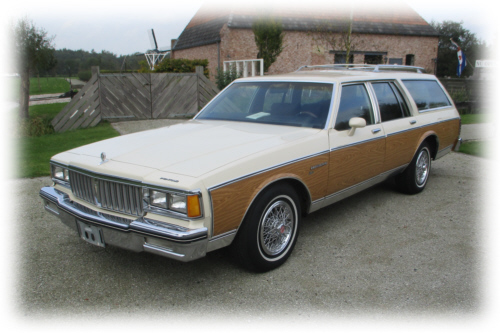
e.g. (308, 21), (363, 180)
(233, 184), (301, 272)
(396, 142), (432, 194)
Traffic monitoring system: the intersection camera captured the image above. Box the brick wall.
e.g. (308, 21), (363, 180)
(173, 26), (439, 81)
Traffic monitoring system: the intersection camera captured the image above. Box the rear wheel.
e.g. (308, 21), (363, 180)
(396, 142), (431, 194)
(233, 183), (301, 272)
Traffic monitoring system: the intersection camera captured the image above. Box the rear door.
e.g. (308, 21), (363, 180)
(369, 81), (418, 171)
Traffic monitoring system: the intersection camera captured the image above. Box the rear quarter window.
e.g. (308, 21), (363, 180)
(402, 80), (451, 112)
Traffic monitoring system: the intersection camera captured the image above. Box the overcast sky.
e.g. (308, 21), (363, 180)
(3, 0), (497, 57)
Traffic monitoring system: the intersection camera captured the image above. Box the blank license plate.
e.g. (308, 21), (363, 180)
(77, 220), (105, 248)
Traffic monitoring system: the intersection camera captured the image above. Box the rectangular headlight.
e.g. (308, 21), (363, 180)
(144, 188), (202, 219)
(169, 193), (187, 214)
(52, 164), (70, 186)
(149, 190), (168, 210)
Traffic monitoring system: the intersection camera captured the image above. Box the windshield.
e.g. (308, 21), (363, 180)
(196, 81), (334, 129)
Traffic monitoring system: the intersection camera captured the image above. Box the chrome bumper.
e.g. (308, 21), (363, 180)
(453, 137), (463, 152)
(40, 186), (208, 262)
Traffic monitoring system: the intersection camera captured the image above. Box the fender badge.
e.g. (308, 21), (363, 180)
(99, 152), (109, 165)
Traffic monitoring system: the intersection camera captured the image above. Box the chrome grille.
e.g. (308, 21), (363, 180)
(69, 170), (143, 216)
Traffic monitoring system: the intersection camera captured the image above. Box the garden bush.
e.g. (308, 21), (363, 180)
(154, 58), (209, 78)
(77, 70), (92, 81)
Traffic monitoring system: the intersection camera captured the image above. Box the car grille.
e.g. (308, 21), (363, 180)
(69, 170), (144, 216)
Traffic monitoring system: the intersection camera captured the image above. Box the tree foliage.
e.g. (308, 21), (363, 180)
(252, 17), (284, 72)
(12, 17), (56, 119)
(431, 20), (490, 78)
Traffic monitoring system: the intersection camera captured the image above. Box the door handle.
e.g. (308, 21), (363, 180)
(372, 128), (381, 134)
(410, 120), (417, 125)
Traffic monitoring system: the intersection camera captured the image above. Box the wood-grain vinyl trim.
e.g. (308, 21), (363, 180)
(209, 153), (329, 236)
(384, 118), (460, 171)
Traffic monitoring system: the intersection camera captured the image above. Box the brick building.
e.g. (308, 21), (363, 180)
(171, 1), (439, 80)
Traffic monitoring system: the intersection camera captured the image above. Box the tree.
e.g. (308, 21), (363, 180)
(252, 17), (284, 72)
(11, 18), (55, 119)
(312, 7), (357, 64)
(431, 20), (488, 77)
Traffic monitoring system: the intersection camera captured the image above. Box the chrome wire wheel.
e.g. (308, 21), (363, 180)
(415, 147), (430, 187)
(258, 198), (296, 258)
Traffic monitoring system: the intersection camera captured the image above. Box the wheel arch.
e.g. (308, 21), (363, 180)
(416, 131), (439, 160)
(233, 176), (311, 239)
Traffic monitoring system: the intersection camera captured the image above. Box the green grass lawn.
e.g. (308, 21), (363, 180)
(29, 77), (72, 95)
(15, 102), (120, 178)
(458, 141), (491, 158)
(29, 103), (68, 119)
(460, 113), (491, 124)
(9, 77), (74, 101)
(17, 122), (120, 178)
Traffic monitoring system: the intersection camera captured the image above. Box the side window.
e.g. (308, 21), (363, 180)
(335, 84), (374, 131)
(402, 80), (451, 111)
(372, 82), (409, 122)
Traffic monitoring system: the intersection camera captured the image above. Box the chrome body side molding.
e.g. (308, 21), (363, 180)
(309, 165), (407, 213)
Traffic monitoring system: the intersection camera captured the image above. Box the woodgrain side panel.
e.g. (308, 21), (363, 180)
(210, 154), (329, 236)
(327, 138), (386, 195)
(385, 118), (460, 170)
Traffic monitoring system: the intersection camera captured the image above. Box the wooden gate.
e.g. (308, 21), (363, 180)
(100, 73), (152, 120)
(52, 66), (219, 132)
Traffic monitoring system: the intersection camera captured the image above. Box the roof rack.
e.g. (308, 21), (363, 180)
(296, 64), (425, 73)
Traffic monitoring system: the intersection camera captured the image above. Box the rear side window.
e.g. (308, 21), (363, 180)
(372, 82), (410, 122)
(402, 80), (451, 111)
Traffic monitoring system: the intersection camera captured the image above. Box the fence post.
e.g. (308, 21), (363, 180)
(196, 66), (204, 111)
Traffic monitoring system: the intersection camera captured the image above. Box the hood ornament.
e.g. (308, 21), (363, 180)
(99, 152), (109, 165)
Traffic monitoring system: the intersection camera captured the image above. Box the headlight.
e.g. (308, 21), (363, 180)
(51, 164), (70, 186)
(149, 190), (168, 210)
(169, 193), (187, 214)
(145, 189), (202, 218)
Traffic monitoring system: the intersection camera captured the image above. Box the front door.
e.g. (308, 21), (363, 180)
(327, 83), (386, 195)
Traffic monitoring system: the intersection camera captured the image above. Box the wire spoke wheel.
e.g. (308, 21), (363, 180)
(415, 148), (430, 186)
(259, 200), (294, 256)
(233, 184), (301, 272)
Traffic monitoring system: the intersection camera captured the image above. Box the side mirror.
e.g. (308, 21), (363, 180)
(347, 117), (366, 136)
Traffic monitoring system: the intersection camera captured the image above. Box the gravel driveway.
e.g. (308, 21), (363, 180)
(14, 150), (491, 325)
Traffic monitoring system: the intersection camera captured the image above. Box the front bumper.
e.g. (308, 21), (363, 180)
(40, 186), (208, 262)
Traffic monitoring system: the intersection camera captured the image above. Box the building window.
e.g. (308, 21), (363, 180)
(389, 58), (403, 65)
(364, 54), (383, 64)
(334, 53), (353, 64)
(405, 54), (415, 66)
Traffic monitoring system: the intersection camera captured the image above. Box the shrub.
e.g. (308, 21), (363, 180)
(215, 66), (241, 90)
(19, 116), (55, 137)
(449, 88), (469, 103)
(77, 70), (92, 82)
(154, 58), (209, 78)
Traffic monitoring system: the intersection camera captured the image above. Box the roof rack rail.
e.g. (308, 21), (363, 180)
(296, 64), (425, 73)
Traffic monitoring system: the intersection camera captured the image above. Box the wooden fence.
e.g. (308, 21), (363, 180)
(52, 66), (219, 132)
(439, 78), (489, 114)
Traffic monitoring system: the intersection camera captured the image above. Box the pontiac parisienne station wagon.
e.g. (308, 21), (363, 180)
(40, 65), (462, 271)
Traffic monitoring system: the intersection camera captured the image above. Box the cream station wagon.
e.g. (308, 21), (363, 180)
(40, 65), (462, 272)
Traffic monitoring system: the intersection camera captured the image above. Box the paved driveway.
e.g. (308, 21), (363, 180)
(14, 151), (490, 327)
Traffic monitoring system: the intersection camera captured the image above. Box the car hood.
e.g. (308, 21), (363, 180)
(65, 120), (320, 178)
